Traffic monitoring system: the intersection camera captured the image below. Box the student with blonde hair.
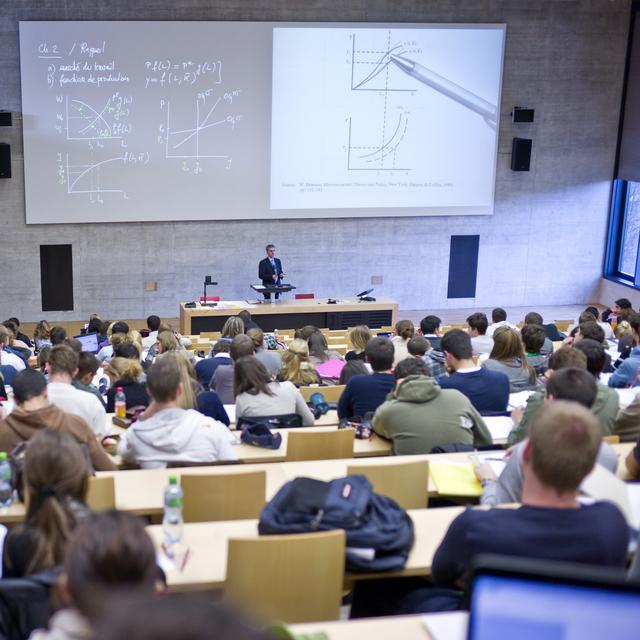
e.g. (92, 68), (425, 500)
(277, 338), (320, 386)
(105, 356), (149, 412)
(346, 325), (372, 362)
(33, 320), (52, 352)
(161, 352), (229, 426)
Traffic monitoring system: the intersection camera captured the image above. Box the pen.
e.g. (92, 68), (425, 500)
(390, 54), (497, 128)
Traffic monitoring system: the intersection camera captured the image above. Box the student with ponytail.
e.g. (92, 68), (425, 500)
(2, 429), (90, 577)
(104, 356), (150, 412)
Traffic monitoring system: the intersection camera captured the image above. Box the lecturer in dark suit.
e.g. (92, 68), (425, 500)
(258, 243), (285, 300)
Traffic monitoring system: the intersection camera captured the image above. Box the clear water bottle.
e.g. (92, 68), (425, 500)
(162, 475), (183, 545)
(0, 452), (13, 508)
(114, 386), (126, 419)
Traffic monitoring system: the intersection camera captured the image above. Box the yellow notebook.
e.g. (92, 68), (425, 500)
(430, 462), (482, 497)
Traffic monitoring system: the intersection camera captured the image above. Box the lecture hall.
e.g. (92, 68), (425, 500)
(1, 1), (640, 638)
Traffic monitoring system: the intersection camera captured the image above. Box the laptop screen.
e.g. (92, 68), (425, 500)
(469, 573), (640, 639)
(74, 332), (99, 353)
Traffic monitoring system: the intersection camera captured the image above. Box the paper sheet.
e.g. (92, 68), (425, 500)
(483, 416), (514, 442)
(508, 390), (534, 409)
(430, 461), (482, 497)
(615, 387), (640, 408)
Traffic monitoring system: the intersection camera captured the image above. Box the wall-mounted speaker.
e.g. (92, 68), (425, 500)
(0, 143), (10, 178)
(0, 111), (12, 127)
(512, 107), (534, 123)
(511, 138), (532, 171)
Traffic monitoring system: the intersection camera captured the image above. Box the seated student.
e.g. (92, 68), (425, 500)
(46, 345), (107, 437)
(118, 356), (237, 469)
(3, 429), (91, 578)
(612, 297), (633, 325)
(247, 327), (282, 377)
(339, 359), (370, 385)
(195, 339), (232, 388)
(353, 399), (632, 619)
(0, 325), (26, 372)
(466, 312), (493, 355)
(486, 307), (517, 337)
(154, 330), (194, 365)
(105, 357), (150, 413)
(277, 338), (319, 386)
(418, 315), (442, 351)
(96, 321), (129, 363)
(238, 309), (260, 332)
(483, 327), (538, 391)
(568, 308), (614, 340)
(345, 325), (372, 362)
(164, 351), (229, 426)
(372, 358), (491, 455)
(477, 368), (618, 505)
(307, 330), (344, 365)
(608, 313), (640, 388)
(234, 356), (314, 425)
(141, 314), (161, 350)
(2, 321), (31, 360)
(6, 317), (32, 348)
(72, 352), (106, 408)
(507, 345), (617, 444)
(33, 320), (52, 352)
(520, 323), (549, 376)
(437, 330), (510, 414)
(31, 511), (161, 640)
(211, 334), (255, 404)
(431, 402), (628, 591)
(216, 317), (245, 347)
(337, 337), (396, 419)
(407, 336), (446, 377)
(50, 325), (68, 346)
(391, 320), (415, 368)
(523, 312), (555, 354)
(86, 315), (109, 349)
(0, 369), (115, 471)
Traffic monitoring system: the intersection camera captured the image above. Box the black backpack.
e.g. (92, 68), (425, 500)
(258, 475), (414, 572)
(0, 567), (60, 640)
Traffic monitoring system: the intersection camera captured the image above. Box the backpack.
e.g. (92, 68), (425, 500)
(258, 476), (414, 572)
(0, 567), (60, 640)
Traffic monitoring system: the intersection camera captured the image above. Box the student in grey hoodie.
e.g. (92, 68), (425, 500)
(118, 357), (237, 469)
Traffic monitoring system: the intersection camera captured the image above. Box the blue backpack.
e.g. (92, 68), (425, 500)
(258, 475), (415, 572)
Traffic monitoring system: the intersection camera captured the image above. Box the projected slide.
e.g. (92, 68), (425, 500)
(19, 22), (504, 224)
(270, 27), (505, 212)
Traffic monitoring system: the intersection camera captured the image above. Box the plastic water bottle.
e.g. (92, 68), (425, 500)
(114, 386), (126, 418)
(0, 452), (13, 508)
(162, 475), (183, 545)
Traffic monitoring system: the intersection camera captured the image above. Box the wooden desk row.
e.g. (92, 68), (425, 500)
(146, 505), (466, 592)
(0, 442), (633, 526)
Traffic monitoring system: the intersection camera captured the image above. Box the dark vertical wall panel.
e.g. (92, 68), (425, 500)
(40, 245), (74, 311)
(447, 235), (479, 299)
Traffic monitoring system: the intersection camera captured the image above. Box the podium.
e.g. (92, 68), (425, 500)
(251, 283), (296, 302)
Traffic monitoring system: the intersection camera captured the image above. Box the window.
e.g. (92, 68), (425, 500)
(604, 179), (640, 288)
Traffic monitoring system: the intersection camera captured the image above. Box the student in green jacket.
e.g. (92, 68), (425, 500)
(373, 358), (492, 455)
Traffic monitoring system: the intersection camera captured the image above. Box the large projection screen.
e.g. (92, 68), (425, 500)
(19, 22), (506, 224)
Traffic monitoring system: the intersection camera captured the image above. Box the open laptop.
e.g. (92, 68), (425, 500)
(73, 332), (99, 354)
(467, 555), (640, 639)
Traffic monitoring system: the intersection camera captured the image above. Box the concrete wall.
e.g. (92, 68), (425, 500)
(0, 1), (630, 322)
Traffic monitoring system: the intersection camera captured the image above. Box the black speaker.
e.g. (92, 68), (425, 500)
(40, 244), (74, 311)
(0, 143), (10, 179)
(511, 138), (532, 171)
(0, 111), (11, 127)
(512, 107), (534, 123)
